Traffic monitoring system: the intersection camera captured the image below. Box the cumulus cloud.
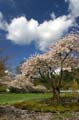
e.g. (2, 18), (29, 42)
(6, 15), (75, 51)
(7, 16), (39, 45)
(37, 15), (74, 51)
(0, 12), (8, 30)
(66, 0), (79, 17)
(0, 1), (77, 52)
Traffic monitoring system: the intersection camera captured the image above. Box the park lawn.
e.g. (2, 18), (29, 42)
(0, 93), (52, 105)
(0, 92), (79, 113)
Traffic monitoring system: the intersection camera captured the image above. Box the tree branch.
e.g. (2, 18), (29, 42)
(58, 48), (72, 86)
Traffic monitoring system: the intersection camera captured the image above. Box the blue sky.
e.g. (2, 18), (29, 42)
(0, 0), (79, 71)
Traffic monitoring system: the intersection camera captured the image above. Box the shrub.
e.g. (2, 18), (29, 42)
(0, 84), (7, 92)
(32, 85), (47, 93)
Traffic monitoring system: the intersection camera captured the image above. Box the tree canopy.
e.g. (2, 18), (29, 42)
(20, 34), (79, 103)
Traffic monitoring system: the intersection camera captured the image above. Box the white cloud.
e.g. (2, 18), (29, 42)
(6, 15), (74, 51)
(7, 16), (39, 44)
(66, 0), (79, 17)
(37, 15), (74, 51)
(0, 0), (78, 52)
(0, 12), (8, 30)
(0, 0), (79, 52)
(0, 10), (76, 51)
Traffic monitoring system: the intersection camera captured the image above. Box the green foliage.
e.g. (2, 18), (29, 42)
(33, 74), (60, 90)
(33, 77), (52, 89)
(71, 79), (79, 90)
(0, 84), (7, 92)
(33, 69), (79, 90)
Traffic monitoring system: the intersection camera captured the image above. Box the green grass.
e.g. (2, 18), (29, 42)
(0, 93), (52, 104)
(12, 92), (79, 112)
(0, 92), (79, 113)
(0, 93), (79, 120)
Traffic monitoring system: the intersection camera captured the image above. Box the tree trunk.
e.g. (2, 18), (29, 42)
(52, 86), (60, 103)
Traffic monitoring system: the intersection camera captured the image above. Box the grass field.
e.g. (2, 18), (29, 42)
(0, 92), (79, 120)
(0, 93), (52, 104)
(0, 92), (79, 112)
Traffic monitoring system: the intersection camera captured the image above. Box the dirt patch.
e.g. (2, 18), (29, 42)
(0, 106), (79, 120)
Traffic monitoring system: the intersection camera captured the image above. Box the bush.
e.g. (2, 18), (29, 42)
(9, 80), (34, 93)
(9, 86), (26, 93)
(0, 84), (7, 92)
(32, 85), (47, 93)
